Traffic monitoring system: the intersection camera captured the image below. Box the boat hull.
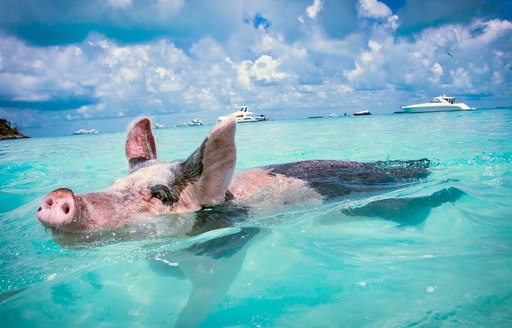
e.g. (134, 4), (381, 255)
(401, 104), (474, 113)
(217, 107), (268, 124)
(218, 117), (265, 123)
(353, 110), (371, 116)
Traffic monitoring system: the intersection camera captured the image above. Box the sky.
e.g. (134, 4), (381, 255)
(0, 0), (511, 136)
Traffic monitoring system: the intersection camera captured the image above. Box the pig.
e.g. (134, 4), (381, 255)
(37, 117), (433, 233)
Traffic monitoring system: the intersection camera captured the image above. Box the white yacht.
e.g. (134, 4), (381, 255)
(401, 95), (474, 113)
(153, 123), (167, 129)
(217, 107), (267, 123)
(73, 129), (99, 135)
(175, 119), (203, 127)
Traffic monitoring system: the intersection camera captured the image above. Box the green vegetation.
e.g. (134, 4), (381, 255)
(0, 118), (29, 140)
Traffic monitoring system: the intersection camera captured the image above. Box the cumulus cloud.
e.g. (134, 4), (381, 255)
(235, 55), (290, 88)
(429, 62), (444, 83)
(357, 0), (392, 19)
(306, 0), (323, 19)
(252, 55), (289, 82)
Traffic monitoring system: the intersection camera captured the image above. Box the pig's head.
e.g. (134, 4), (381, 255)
(36, 117), (236, 232)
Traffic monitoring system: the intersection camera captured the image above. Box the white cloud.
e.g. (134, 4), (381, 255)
(451, 68), (474, 90)
(357, 0), (392, 19)
(306, 0), (323, 19)
(252, 55), (288, 82)
(431, 62), (443, 76)
(344, 62), (364, 81)
(235, 55), (289, 88)
(236, 60), (252, 88)
(429, 62), (444, 83)
(388, 15), (399, 30)
(475, 19), (512, 44)
(368, 39), (381, 52)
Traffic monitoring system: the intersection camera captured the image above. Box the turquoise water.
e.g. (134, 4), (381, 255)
(1, 109), (512, 327)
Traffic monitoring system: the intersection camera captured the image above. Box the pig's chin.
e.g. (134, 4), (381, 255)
(38, 214), (77, 231)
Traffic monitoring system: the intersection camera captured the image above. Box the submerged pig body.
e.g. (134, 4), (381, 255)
(36, 117), (430, 232)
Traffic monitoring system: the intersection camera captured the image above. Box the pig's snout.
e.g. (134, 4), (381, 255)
(37, 188), (77, 228)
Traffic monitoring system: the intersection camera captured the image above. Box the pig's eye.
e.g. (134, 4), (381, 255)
(149, 184), (178, 206)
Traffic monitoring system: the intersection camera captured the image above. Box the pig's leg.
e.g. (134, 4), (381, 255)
(187, 204), (249, 236)
(149, 227), (260, 327)
(342, 187), (465, 226)
(176, 228), (259, 327)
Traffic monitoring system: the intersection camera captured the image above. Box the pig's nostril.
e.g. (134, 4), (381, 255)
(46, 199), (53, 207)
(62, 204), (70, 215)
(38, 207), (42, 212)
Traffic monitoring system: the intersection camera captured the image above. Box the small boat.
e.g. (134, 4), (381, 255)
(401, 95), (474, 113)
(328, 113), (338, 118)
(308, 116), (324, 119)
(153, 123), (167, 129)
(254, 114), (269, 121)
(354, 109), (371, 116)
(73, 129), (99, 135)
(175, 119), (203, 127)
(218, 107), (267, 123)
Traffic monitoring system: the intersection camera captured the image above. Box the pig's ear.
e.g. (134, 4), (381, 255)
(125, 117), (157, 173)
(181, 119), (236, 206)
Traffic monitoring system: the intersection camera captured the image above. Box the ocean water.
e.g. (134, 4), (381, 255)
(1, 109), (512, 327)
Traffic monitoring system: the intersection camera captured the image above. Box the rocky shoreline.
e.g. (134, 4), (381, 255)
(0, 119), (30, 140)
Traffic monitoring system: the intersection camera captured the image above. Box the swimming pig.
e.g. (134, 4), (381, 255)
(36, 117), (431, 232)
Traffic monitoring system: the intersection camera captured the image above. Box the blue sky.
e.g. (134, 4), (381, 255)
(0, 0), (511, 136)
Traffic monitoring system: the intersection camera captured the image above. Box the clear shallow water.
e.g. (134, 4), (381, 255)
(1, 109), (512, 327)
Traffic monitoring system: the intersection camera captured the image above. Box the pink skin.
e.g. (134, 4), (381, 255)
(36, 117), (312, 232)
(37, 188), (78, 228)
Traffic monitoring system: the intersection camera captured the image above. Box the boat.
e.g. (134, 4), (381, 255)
(175, 119), (204, 127)
(217, 107), (267, 123)
(73, 129), (99, 135)
(254, 114), (269, 121)
(328, 113), (338, 118)
(153, 123), (167, 129)
(353, 109), (371, 116)
(401, 95), (475, 113)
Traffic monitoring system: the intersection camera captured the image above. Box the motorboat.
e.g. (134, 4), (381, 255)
(73, 129), (99, 134)
(353, 109), (371, 116)
(153, 123), (167, 129)
(218, 107), (267, 123)
(254, 114), (269, 121)
(175, 119), (204, 127)
(401, 95), (474, 113)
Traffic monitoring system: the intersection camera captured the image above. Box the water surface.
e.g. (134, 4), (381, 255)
(1, 109), (512, 327)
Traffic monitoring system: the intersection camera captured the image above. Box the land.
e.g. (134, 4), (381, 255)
(0, 118), (30, 140)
